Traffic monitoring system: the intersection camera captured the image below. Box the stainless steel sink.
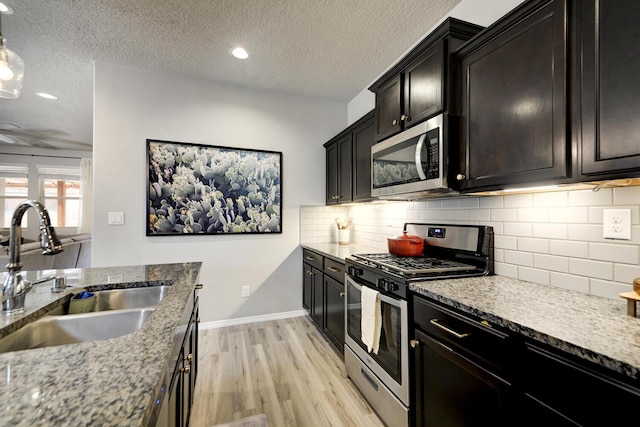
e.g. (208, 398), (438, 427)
(70, 286), (171, 313)
(0, 308), (155, 353)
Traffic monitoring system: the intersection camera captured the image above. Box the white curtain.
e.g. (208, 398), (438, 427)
(79, 158), (93, 234)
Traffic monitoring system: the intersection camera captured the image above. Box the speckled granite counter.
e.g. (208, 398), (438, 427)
(410, 276), (640, 383)
(301, 243), (381, 263)
(0, 262), (201, 427)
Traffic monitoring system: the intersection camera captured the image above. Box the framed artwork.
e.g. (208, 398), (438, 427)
(147, 139), (282, 235)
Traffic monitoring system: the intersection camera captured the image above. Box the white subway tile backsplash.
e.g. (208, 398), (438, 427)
(491, 208), (518, 222)
(533, 223), (567, 239)
(495, 262), (518, 278)
(303, 184), (640, 299)
(469, 209), (491, 221)
(517, 207), (549, 223)
(614, 264), (640, 284)
(504, 222), (532, 237)
(518, 267), (549, 285)
(504, 193), (533, 208)
(504, 250), (533, 267)
(495, 235), (517, 250)
(518, 237), (549, 253)
(533, 191), (568, 207)
(613, 185), (640, 206)
(568, 188), (613, 206)
(548, 207), (588, 224)
(569, 258), (613, 280)
(480, 196), (503, 208)
(549, 240), (589, 258)
(550, 272), (589, 293)
(589, 242), (639, 264)
(533, 254), (568, 273)
(589, 279), (632, 300)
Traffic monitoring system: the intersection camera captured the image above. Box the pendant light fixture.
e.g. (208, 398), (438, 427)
(0, 6), (24, 99)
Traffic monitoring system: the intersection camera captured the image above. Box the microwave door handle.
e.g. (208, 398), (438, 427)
(414, 134), (427, 180)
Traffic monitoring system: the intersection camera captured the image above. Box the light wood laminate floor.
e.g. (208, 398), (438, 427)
(190, 316), (385, 427)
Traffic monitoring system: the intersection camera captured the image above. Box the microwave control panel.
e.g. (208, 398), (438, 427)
(426, 130), (440, 180)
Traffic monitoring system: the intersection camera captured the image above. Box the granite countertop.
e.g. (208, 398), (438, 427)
(410, 276), (640, 383)
(0, 262), (202, 427)
(301, 242), (382, 263)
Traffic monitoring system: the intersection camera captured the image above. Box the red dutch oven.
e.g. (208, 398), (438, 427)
(387, 231), (425, 257)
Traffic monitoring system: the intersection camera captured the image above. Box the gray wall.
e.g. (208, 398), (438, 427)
(93, 62), (346, 323)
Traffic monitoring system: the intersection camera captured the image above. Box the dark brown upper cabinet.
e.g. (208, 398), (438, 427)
(578, 0), (640, 180)
(455, 0), (574, 192)
(369, 18), (483, 142)
(324, 111), (375, 205)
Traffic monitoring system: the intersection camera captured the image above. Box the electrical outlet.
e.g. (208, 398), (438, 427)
(241, 285), (250, 298)
(603, 209), (631, 240)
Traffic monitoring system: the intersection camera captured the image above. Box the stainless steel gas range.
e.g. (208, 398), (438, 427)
(344, 223), (494, 427)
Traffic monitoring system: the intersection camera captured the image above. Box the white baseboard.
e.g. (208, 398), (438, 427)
(199, 309), (307, 330)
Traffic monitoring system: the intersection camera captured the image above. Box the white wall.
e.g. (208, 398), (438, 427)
(301, 186), (640, 301)
(94, 62), (346, 322)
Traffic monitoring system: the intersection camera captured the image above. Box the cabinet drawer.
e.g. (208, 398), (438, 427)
(413, 296), (511, 376)
(324, 258), (345, 283)
(523, 343), (640, 426)
(302, 249), (323, 270)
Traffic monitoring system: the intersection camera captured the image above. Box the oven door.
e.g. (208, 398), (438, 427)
(371, 114), (444, 198)
(345, 275), (409, 406)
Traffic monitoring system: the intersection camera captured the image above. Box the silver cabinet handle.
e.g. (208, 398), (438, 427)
(305, 256), (316, 261)
(401, 114), (411, 122)
(430, 318), (471, 339)
(456, 174), (466, 181)
(410, 339), (420, 348)
(326, 266), (340, 273)
(339, 292), (345, 298)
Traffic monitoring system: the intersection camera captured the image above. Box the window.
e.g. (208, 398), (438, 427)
(0, 164), (29, 228)
(38, 166), (81, 228)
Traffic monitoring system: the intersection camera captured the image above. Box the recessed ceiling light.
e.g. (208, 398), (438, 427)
(0, 3), (14, 14)
(36, 92), (58, 100)
(230, 47), (249, 59)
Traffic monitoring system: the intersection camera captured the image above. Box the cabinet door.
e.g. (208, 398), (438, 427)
(352, 113), (376, 202)
(404, 40), (445, 127)
(325, 142), (339, 204)
(311, 267), (323, 327)
(375, 74), (403, 141)
(413, 329), (512, 427)
(323, 275), (345, 352)
(458, 0), (570, 191)
(302, 263), (313, 314)
(522, 343), (640, 426)
(580, 0), (640, 179)
(337, 133), (353, 203)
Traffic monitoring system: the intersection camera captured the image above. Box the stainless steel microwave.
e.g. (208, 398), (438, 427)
(371, 114), (456, 199)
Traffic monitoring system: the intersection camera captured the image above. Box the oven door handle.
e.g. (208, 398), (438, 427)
(414, 133), (427, 180)
(346, 276), (402, 308)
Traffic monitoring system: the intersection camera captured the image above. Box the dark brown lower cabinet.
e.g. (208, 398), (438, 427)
(412, 296), (513, 427)
(162, 295), (199, 427)
(302, 249), (345, 353)
(521, 343), (640, 426)
(323, 275), (345, 350)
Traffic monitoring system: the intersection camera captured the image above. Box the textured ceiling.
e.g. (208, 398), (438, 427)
(0, 0), (462, 150)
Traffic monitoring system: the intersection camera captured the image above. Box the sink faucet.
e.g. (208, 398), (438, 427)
(2, 200), (63, 315)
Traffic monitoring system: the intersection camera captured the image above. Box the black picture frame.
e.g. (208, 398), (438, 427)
(147, 139), (282, 235)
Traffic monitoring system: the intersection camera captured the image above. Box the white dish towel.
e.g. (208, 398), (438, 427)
(361, 285), (382, 354)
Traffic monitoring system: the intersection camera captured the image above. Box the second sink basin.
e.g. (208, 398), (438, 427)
(0, 308), (155, 353)
(84, 286), (171, 312)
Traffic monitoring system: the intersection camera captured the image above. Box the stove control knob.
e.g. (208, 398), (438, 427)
(348, 266), (364, 277)
(377, 278), (387, 290)
(386, 281), (398, 292)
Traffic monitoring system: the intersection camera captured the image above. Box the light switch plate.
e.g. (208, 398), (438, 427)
(108, 211), (125, 225)
(603, 209), (631, 240)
